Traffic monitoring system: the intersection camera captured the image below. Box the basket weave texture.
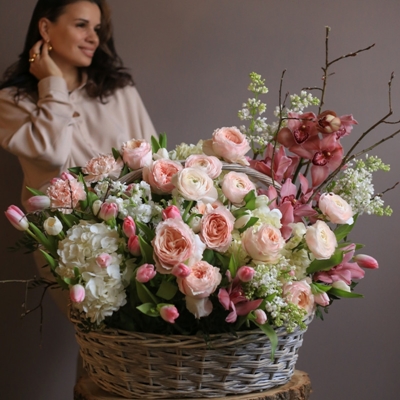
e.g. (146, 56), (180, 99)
(71, 315), (311, 399)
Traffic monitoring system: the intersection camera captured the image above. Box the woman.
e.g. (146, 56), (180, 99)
(0, 0), (156, 316)
(0, 0), (156, 210)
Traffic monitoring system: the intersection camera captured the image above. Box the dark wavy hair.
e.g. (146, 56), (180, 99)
(0, 0), (133, 101)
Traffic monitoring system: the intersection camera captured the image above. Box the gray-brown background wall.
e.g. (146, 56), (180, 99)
(0, 1), (399, 399)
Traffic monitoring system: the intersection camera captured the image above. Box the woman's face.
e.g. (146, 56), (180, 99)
(44, 1), (101, 70)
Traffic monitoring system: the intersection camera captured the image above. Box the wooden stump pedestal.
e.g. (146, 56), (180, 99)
(74, 370), (311, 400)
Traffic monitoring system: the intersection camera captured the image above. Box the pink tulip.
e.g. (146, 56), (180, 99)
(5, 205), (29, 231)
(26, 195), (51, 212)
(162, 205), (182, 220)
(354, 254), (379, 269)
(159, 305), (179, 324)
(98, 203), (118, 221)
(70, 284), (85, 303)
(96, 253), (112, 268)
(254, 309), (267, 325)
(171, 263), (191, 278)
(122, 216), (136, 237)
(128, 234), (141, 256)
(136, 264), (156, 283)
(60, 172), (75, 181)
(237, 266), (255, 282)
(314, 292), (330, 307)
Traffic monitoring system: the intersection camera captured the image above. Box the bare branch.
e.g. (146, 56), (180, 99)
(327, 43), (376, 67)
(378, 182), (399, 197)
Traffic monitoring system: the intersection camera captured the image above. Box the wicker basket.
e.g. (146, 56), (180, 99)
(71, 314), (312, 399)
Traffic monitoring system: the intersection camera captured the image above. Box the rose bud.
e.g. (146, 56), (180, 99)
(5, 205), (29, 231)
(171, 263), (191, 278)
(43, 216), (63, 236)
(70, 284), (85, 303)
(26, 195), (51, 212)
(253, 309), (267, 325)
(98, 202), (118, 222)
(128, 234), (141, 256)
(122, 216), (136, 237)
(162, 205), (182, 220)
(136, 263), (157, 283)
(354, 254), (379, 269)
(96, 253), (112, 268)
(237, 266), (255, 282)
(159, 305), (179, 324)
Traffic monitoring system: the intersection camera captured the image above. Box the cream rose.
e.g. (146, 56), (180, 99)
(177, 260), (222, 298)
(82, 154), (124, 183)
(305, 220), (337, 260)
(242, 224), (285, 264)
(171, 167), (218, 203)
(203, 127), (250, 165)
(221, 171), (256, 205)
(185, 154), (223, 179)
(152, 218), (205, 273)
(200, 206), (235, 252)
(143, 159), (183, 194)
(121, 139), (152, 170)
(319, 192), (354, 225)
(282, 280), (314, 316)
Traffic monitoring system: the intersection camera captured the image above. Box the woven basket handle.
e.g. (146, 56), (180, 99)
(118, 161), (281, 190)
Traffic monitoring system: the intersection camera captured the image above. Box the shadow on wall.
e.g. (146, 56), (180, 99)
(0, 150), (79, 400)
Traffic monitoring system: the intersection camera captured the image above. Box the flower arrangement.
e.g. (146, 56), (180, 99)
(4, 28), (399, 356)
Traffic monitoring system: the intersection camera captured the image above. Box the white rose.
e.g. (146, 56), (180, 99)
(319, 193), (354, 225)
(305, 220), (337, 260)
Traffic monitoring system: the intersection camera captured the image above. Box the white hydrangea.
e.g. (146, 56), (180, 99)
(56, 221), (128, 324)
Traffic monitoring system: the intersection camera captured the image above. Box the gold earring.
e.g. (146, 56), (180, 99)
(47, 41), (53, 52)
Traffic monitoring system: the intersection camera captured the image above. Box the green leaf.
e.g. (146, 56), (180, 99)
(74, 267), (81, 279)
(328, 288), (363, 298)
(56, 276), (69, 290)
(311, 282), (331, 294)
(137, 303), (159, 317)
(78, 174), (89, 210)
(159, 133), (167, 149)
(244, 190), (257, 210)
(238, 217), (259, 233)
(39, 249), (58, 272)
(202, 249), (215, 264)
(135, 280), (159, 304)
(26, 187), (46, 196)
(138, 236), (154, 264)
(136, 220), (156, 241)
(228, 253), (239, 277)
(151, 136), (161, 153)
(306, 250), (344, 274)
(28, 222), (55, 255)
(112, 147), (121, 160)
(156, 280), (178, 301)
(68, 166), (83, 175)
(254, 322), (278, 360)
(215, 252), (230, 269)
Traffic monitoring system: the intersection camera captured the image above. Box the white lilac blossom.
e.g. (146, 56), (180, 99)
(326, 155), (392, 216)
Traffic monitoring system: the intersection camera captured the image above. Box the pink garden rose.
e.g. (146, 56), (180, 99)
(143, 159), (183, 194)
(121, 139), (152, 170)
(305, 220), (337, 260)
(171, 167), (218, 203)
(152, 218), (205, 274)
(200, 206), (235, 252)
(221, 171), (256, 205)
(242, 224), (285, 264)
(46, 177), (86, 214)
(185, 154), (223, 179)
(319, 192), (354, 225)
(203, 127), (251, 165)
(177, 260), (222, 298)
(136, 263), (157, 283)
(82, 154), (124, 183)
(282, 280), (314, 316)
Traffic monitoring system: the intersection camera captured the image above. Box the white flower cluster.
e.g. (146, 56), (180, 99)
(327, 156), (392, 216)
(56, 221), (129, 324)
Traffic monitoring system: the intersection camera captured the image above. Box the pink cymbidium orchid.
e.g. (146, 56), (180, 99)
(314, 244), (365, 285)
(335, 114), (358, 139)
(218, 272), (262, 323)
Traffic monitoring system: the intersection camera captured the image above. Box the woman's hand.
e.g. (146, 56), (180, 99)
(29, 40), (63, 81)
